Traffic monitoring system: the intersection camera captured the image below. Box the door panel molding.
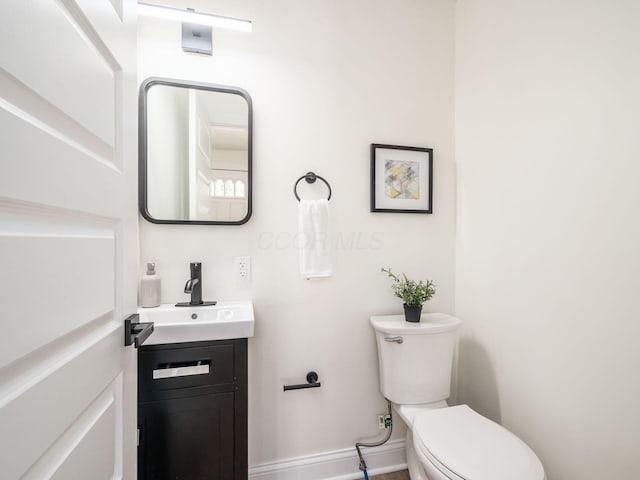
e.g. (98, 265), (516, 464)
(0, 328), (123, 479)
(21, 375), (122, 480)
(0, 67), (116, 163)
(0, 312), (117, 406)
(0, 1), (118, 146)
(0, 0), (137, 477)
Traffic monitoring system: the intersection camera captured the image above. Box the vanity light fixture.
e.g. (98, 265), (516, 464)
(138, 2), (252, 55)
(137, 3), (252, 32)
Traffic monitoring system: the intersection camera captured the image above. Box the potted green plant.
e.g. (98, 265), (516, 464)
(382, 267), (436, 322)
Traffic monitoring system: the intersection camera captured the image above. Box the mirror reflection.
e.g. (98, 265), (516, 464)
(140, 79), (252, 224)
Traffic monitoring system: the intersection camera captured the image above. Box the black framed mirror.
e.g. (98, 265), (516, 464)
(139, 77), (252, 225)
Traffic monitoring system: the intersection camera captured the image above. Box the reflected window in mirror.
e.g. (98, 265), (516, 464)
(224, 179), (235, 197)
(235, 180), (245, 198)
(214, 179), (225, 197)
(139, 78), (252, 225)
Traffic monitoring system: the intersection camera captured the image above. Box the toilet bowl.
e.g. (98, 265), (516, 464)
(370, 314), (545, 480)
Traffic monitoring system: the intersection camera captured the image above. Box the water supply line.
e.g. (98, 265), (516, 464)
(355, 400), (393, 479)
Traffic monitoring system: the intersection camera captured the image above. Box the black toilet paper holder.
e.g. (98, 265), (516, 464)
(283, 371), (321, 391)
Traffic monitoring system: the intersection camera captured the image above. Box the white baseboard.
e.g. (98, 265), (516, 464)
(248, 439), (407, 480)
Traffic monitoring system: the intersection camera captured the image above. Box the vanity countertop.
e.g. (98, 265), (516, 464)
(138, 301), (254, 345)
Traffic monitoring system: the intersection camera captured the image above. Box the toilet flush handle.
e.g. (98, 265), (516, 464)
(384, 336), (403, 344)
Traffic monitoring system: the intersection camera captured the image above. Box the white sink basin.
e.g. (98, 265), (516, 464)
(137, 301), (254, 345)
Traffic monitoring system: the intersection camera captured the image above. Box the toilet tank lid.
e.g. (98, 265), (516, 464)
(413, 405), (545, 480)
(370, 313), (461, 335)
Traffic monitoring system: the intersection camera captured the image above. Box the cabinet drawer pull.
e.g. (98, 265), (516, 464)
(153, 363), (210, 379)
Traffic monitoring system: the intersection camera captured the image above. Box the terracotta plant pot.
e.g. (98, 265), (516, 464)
(403, 304), (423, 323)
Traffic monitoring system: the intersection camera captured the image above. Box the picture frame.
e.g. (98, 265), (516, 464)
(370, 143), (433, 214)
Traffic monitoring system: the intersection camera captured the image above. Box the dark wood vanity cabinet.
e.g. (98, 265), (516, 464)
(138, 339), (247, 480)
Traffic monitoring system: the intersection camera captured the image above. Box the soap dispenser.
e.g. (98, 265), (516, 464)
(141, 262), (161, 308)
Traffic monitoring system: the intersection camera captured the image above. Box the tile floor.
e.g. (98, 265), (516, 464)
(370, 470), (410, 480)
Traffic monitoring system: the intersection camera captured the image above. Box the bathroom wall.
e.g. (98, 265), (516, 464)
(138, 0), (455, 469)
(455, 1), (640, 479)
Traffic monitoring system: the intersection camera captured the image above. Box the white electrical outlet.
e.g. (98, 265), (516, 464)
(377, 413), (391, 429)
(236, 256), (251, 282)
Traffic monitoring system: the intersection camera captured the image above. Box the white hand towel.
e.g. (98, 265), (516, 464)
(298, 199), (332, 278)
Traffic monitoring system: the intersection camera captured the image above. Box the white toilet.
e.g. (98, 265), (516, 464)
(371, 313), (545, 480)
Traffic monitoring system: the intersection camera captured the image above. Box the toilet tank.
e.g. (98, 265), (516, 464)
(370, 313), (462, 405)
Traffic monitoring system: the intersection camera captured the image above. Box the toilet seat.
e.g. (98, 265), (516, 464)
(412, 405), (545, 480)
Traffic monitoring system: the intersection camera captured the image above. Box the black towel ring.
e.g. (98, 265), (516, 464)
(294, 172), (332, 202)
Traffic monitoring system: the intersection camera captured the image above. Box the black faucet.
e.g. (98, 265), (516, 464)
(184, 262), (202, 304)
(175, 262), (217, 307)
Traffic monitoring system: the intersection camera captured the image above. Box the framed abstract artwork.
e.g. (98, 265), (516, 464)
(370, 144), (433, 214)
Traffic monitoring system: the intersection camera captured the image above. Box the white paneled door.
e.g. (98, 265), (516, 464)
(0, 1), (138, 479)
